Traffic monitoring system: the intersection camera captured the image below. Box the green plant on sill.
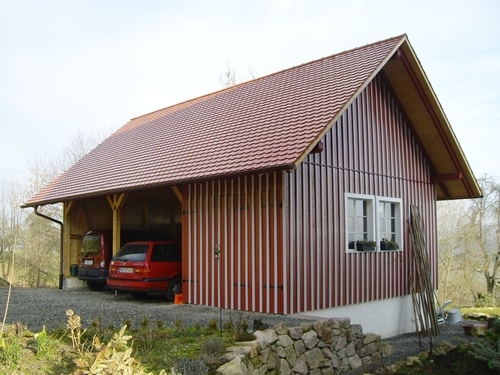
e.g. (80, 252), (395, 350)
(356, 240), (377, 247)
(355, 240), (377, 251)
(380, 238), (399, 250)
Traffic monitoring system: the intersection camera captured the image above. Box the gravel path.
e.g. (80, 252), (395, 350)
(1, 287), (481, 372)
(0, 286), (307, 332)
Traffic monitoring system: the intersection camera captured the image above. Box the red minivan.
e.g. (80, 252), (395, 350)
(107, 241), (182, 302)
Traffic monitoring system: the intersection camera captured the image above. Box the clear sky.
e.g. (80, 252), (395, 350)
(1, 0), (499, 187)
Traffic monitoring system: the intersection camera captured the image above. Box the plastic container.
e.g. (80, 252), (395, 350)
(447, 308), (462, 323)
(70, 264), (79, 277)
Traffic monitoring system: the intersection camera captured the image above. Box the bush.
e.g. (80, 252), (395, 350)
(475, 293), (496, 308)
(202, 336), (225, 355)
(171, 357), (208, 375)
(200, 336), (226, 372)
(230, 316), (255, 342)
(468, 338), (500, 370)
(0, 335), (22, 366)
(467, 317), (500, 370)
(207, 318), (218, 332)
(32, 326), (58, 357)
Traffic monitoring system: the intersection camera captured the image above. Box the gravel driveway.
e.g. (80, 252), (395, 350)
(0, 286), (307, 332)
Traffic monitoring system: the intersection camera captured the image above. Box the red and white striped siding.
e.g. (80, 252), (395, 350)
(182, 75), (438, 315)
(182, 174), (284, 313)
(284, 75), (437, 314)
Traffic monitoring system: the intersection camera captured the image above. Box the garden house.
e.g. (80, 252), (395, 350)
(24, 34), (481, 338)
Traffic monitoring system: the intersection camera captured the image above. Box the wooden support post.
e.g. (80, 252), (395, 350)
(63, 201), (74, 278)
(106, 193), (128, 256)
(172, 186), (182, 202)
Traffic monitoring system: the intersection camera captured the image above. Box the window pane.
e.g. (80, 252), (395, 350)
(348, 217), (354, 232)
(355, 200), (364, 216)
(348, 198), (354, 212)
(356, 219), (364, 234)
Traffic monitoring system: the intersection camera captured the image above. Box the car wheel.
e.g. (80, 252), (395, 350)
(166, 277), (181, 302)
(87, 281), (105, 291)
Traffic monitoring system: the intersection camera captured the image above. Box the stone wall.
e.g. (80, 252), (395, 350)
(219, 317), (393, 375)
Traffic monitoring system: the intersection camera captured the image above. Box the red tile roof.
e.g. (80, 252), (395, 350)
(26, 35), (407, 206)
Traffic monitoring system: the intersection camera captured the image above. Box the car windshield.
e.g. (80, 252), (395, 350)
(81, 234), (100, 255)
(113, 244), (148, 261)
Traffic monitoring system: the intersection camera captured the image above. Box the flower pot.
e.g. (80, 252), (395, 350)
(70, 264), (78, 276)
(380, 241), (398, 250)
(463, 324), (474, 335)
(463, 323), (487, 335)
(356, 243), (375, 251)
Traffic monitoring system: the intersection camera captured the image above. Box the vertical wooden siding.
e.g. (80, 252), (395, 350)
(284, 75), (438, 314)
(182, 173), (284, 314)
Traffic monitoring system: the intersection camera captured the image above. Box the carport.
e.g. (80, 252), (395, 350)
(28, 186), (182, 288)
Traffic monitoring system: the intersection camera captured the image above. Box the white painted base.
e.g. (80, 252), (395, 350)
(63, 277), (87, 289)
(291, 295), (415, 339)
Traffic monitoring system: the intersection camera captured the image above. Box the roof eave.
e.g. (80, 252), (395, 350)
(21, 163), (296, 208)
(382, 38), (481, 200)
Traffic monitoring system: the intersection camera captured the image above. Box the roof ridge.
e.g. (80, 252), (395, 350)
(130, 34), (407, 122)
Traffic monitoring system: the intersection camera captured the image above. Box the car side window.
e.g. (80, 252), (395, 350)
(151, 244), (181, 262)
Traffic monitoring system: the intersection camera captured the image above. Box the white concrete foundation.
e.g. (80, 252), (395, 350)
(63, 277), (87, 289)
(291, 295), (415, 339)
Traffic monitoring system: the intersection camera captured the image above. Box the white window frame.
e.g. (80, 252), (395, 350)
(345, 193), (376, 251)
(345, 193), (402, 253)
(377, 196), (402, 251)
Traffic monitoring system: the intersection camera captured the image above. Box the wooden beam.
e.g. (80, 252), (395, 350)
(172, 186), (182, 202)
(64, 201), (74, 217)
(106, 193), (128, 256)
(310, 141), (324, 154)
(106, 193), (127, 210)
(431, 172), (463, 182)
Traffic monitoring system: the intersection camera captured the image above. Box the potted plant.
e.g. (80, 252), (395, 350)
(380, 238), (399, 250)
(356, 240), (376, 251)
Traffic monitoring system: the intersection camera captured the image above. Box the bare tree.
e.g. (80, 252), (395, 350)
(469, 176), (500, 298)
(437, 200), (482, 306)
(0, 181), (24, 282)
(54, 129), (109, 174)
(436, 175), (500, 306)
(9, 130), (107, 287)
(19, 210), (59, 287)
(13, 154), (61, 287)
(219, 63), (257, 88)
